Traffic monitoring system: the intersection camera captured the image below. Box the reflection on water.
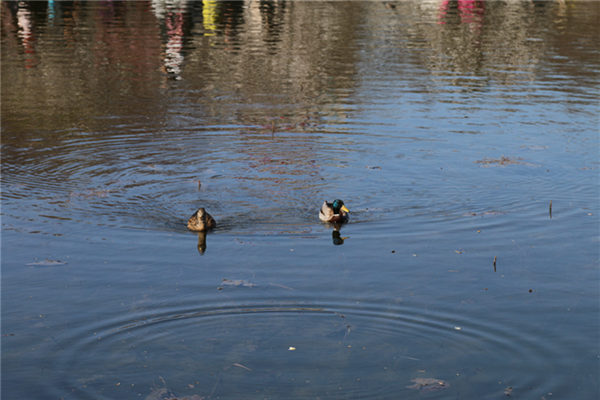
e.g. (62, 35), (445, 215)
(195, 230), (208, 254)
(2, 1), (599, 399)
(332, 230), (347, 246)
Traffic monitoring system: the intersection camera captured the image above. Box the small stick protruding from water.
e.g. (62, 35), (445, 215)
(549, 200), (552, 219)
(493, 256), (497, 272)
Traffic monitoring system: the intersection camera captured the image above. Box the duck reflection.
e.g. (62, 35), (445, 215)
(195, 231), (208, 254)
(332, 224), (349, 246)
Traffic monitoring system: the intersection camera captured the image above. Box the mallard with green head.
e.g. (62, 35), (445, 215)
(319, 199), (349, 223)
(187, 208), (216, 232)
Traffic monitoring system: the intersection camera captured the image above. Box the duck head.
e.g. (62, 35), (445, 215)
(332, 199), (349, 214)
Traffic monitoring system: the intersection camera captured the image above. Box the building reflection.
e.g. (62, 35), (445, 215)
(2, 0), (596, 170)
(152, 0), (189, 79)
(438, 0), (485, 27)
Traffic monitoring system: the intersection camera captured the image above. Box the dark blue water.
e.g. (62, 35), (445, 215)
(2, 1), (599, 399)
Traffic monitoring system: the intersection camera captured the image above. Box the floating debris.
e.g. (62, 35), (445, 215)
(464, 210), (505, 217)
(475, 156), (528, 167)
(144, 387), (175, 400)
(493, 256), (497, 272)
(221, 278), (256, 288)
(71, 189), (111, 198)
(520, 145), (548, 151)
(232, 362), (252, 371)
(401, 355), (420, 361)
(549, 200), (552, 219)
(144, 377), (177, 400)
(407, 378), (449, 392)
(26, 259), (67, 266)
(144, 376), (204, 400)
(267, 282), (294, 290)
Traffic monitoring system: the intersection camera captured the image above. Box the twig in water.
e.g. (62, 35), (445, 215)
(207, 372), (221, 399)
(232, 362), (252, 371)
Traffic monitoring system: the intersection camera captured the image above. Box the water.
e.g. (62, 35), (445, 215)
(2, 1), (599, 399)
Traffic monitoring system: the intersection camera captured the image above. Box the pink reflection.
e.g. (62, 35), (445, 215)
(457, 0), (484, 25)
(164, 10), (185, 78)
(438, 0), (485, 27)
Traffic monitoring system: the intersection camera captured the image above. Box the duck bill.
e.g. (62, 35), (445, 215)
(341, 205), (350, 213)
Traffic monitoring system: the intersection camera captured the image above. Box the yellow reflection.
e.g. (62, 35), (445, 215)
(202, 0), (217, 36)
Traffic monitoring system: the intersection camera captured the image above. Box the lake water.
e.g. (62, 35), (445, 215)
(2, 1), (599, 399)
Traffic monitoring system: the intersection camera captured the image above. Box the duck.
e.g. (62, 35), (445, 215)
(319, 199), (349, 223)
(187, 208), (216, 232)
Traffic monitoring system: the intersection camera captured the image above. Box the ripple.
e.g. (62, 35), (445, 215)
(48, 298), (568, 399)
(1, 124), (350, 234)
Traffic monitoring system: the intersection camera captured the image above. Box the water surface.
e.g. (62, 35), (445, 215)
(2, 1), (599, 399)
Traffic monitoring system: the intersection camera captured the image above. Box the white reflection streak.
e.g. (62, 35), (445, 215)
(152, 0), (188, 79)
(165, 13), (184, 77)
(16, 3), (32, 43)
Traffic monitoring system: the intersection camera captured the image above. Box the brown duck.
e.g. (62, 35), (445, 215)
(187, 208), (216, 232)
